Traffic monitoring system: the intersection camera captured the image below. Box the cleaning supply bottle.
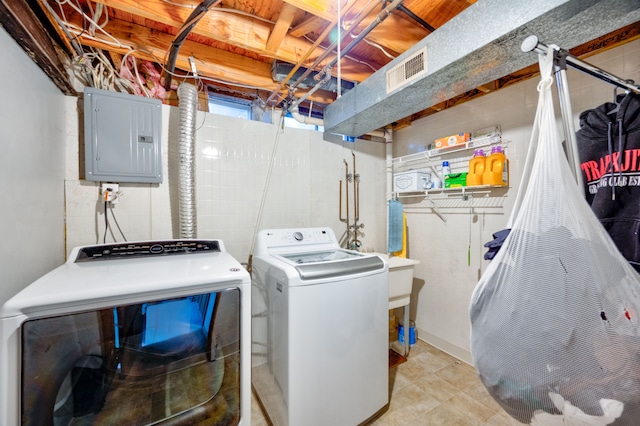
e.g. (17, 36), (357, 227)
(441, 161), (451, 179)
(466, 149), (485, 186)
(483, 146), (508, 186)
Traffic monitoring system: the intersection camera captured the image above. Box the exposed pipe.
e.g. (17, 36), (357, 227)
(396, 4), (435, 32)
(289, 106), (325, 127)
(353, 151), (359, 221)
(286, 0), (404, 117)
(273, 0), (396, 109)
(289, 70), (332, 112)
(350, 151), (363, 250)
(163, 0), (222, 90)
(338, 151), (365, 250)
(340, 160), (350, 239)
(327, 0), (404, 70)
(264, 0), (364, 107)
(339, 179), (343, 220)
(177, 83), (199, 238)
(289, 105), (388, 142)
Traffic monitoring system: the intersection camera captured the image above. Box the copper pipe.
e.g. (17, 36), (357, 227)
(343, 160), (350, 236)
(352, 151), (359, 220)
(339, 180), (345, 222)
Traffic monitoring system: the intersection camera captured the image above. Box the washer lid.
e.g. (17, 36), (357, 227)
(280, 249), (361, 264)
(278, 250), (385, 281)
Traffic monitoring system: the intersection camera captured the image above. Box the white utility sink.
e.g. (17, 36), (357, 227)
(374, 254), (420, 309)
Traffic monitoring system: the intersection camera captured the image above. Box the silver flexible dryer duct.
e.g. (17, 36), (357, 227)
(177, 83), (198, 238)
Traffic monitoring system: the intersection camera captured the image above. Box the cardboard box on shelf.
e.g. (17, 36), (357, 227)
(434, 133), (470, 149)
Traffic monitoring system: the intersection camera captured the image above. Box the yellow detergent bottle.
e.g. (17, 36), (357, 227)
(466, 149), (486, 186)
(483, 146), (508, 186)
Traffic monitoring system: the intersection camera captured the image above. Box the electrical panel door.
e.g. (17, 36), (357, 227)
(84, 87), (162, 183)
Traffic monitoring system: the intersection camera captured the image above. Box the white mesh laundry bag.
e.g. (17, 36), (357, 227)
(470, 46), (640, 426)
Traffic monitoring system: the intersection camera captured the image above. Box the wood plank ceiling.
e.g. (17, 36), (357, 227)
(4, 0), (640, 129)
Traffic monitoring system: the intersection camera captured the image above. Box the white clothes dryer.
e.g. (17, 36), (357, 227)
(251, 228), (388, 426)
(0, 239), (251, 426)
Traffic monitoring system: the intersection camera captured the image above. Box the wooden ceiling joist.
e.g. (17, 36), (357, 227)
(92, 0), (375, 81)
(59, 10), (337, 104)
(3, 0), (637, 131)
(265, 3), (298, 54)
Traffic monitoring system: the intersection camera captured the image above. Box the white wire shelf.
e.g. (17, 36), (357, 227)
(391, 135), (505, 166)
(395, 184), (506, 196)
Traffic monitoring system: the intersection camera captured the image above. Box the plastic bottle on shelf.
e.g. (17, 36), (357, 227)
(466, 149), (486, 186)
(441, 161), (451, 179)
(483, 146), (508, 186)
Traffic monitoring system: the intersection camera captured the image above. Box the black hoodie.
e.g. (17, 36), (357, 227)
(576, 93), (640, 272)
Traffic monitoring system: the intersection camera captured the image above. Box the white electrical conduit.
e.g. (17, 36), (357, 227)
(177, 83), (199, 238)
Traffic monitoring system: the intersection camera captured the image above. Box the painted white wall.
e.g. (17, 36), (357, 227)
(64, 105), (388, 266)
(0, 27), (68, 306)
(393, 39), (640, 364)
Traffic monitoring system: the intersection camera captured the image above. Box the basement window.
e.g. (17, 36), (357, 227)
(283, 114), (323, 131)
(208, 96), (252, 120)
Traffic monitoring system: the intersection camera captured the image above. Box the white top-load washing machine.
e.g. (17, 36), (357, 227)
(251, 228), (389, 426)
(0, 239), (251, 426)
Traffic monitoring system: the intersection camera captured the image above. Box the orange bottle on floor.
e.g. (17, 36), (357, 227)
(483, 146), (508, 186)
(466, 149), (486, 186)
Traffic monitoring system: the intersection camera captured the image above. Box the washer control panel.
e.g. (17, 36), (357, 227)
(257, 228), (338, 252)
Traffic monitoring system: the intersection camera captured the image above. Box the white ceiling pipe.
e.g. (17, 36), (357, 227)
(289, 106), (325, 127)
(289, 107), (387, 142)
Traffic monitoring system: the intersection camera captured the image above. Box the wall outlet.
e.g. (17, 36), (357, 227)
(101, 183), (120, 204)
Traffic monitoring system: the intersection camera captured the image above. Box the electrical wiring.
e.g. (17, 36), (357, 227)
(200, 75), (270, 91)
(213, 6), (275, 24)
(57, 17), (152, 96)
(102, 190), (128, 243)
(103, 200), (108, 243)
(151, 53), (272, 100)
(160, 0), (196, 9)
(303, 35), (378, 72)
(109, 205), (128, 242)
(56, 0), (122, 48)
(121, 49), (152, 97)
(50, 0), (373, 106)
(350, 32), (396, 59)
(71, 47), (136, 92)
(48, 0), (140, 91)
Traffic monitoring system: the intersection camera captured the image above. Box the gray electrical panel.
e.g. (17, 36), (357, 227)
(84, 87), (163, 183)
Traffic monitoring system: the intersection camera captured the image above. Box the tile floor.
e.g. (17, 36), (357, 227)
(251, 340), (522, 426)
